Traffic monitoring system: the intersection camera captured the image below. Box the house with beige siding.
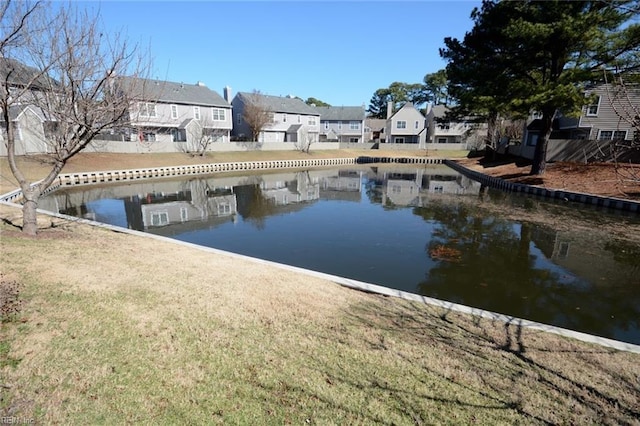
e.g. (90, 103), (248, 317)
(112, 77), (232, 152)
(231, 92), (320, 143)
(315, 106), (366, 143)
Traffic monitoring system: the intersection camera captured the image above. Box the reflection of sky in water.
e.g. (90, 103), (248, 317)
(86, 199), (128, 228)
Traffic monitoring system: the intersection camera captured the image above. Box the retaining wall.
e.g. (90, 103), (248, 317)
(0, 156), (444, 203)
(445, 159), (640, 213)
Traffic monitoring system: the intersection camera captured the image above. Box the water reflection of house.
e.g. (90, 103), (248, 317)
(261, 171), (320, 205)
(319, 171), (362, 202)
(374, 167), (481, 207)
(139, 191), (237, 230)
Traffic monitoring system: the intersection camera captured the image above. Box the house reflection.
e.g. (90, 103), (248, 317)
(365, 166), (482, 207)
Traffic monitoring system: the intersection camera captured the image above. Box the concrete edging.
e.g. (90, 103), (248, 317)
(445, 159), (640, 213)
(1, 200), (639, 354)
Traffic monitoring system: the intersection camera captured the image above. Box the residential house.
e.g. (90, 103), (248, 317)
(231, 92), (320, 143)
(315, 106), (366, 143)
(425, 104), (486, 151)
(384, 102), (427, 145)
(113, 77), (232, 150)
(517, 83), (639, 161)
(0, 58), (56, 155)
(364, 118), (387, 143)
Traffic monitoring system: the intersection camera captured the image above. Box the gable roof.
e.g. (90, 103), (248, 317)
(388, 102), (425, 120)
(116, 76), (230, 108)
(315, 106), (365, 121)
(365, 118), (386, 130)
(236, 92), (319, 115)
(0, 57), (59, 91)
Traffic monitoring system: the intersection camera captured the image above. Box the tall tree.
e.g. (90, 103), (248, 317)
(1, 0), (151, 235)
(423, 70), (449, 105)
(441, 0), (640, 175)
(367, 88), (391, 118)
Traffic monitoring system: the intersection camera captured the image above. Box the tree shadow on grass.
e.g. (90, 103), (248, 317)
(326, 297), (640, 424)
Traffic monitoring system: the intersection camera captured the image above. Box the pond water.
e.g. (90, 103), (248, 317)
(39, 164), (640, 344)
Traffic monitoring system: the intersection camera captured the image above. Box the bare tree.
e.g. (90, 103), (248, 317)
(242, 90), (272, 142)
(179, 118), (225, 156)
(294, 127), (316, 154)
(1, 0), (151, 235)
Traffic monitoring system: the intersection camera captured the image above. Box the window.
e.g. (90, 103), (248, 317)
(180, 207), (188, 222)
(437, 123), (450, 130)
(211, 108), (226, 121)
(349, 121), (360, 130)
(394, 137), (405, 143)
(526, 133), (538, 146)
(598, 130), (627, 140)
(396, 121), (407, 129)
(324, 122), (329, 130)
(283, 114), (287, 123)
(236, 115), (242, 125)
(338, 122), (342, 130)
(308, 116), (316, 125)
(415, 121), (419, 129)
(586, 96), (600, 116)
(171, 105), (178, 119)
(437, 138), (447, 144)
(139, 102), (156, 118)
(193, 106), (201, 120)
(268, 112), (275, 123)
(613, 130), (627, 140)
(150, 211), (169, 227)
(218, 202), (231, 215)
(349, 137), (359, 143)
(298, 115), (301, 123)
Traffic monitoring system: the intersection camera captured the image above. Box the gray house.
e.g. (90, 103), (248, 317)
(113, 77), (232, 151)
(384, 102), (427, 144)
(231, 92), (320, 143)
(425, 104), (487, 151)
(315, 106), (366, 143)
(0, 58), (56, 155)
(516, 83), (639, 161)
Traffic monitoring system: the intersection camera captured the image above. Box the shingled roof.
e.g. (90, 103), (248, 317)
(0, 58), (59, 91)
(315, 106), (365, 121)
(116, 76), (230, 108)
(236, 92), (319, 115)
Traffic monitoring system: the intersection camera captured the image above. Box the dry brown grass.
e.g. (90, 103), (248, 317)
(1, 203), (639, 424)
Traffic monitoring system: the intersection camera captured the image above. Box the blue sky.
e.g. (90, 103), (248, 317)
(80, 1), (481, 107)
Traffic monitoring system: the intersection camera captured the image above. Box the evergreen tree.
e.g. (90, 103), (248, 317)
(441, 0), (640, 175)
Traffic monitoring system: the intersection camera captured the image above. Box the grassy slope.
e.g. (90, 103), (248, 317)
(1, 206), (639, 424)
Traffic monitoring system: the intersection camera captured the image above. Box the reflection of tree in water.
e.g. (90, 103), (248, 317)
(413, 200), (640, 340)
(233, 183), (276, 230)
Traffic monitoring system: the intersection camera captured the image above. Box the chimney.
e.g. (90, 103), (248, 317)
(224, 86), (232, 102)
(386, 101), (394, 119)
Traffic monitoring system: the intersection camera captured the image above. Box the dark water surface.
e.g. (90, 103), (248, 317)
(40, 164), (640, 344)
